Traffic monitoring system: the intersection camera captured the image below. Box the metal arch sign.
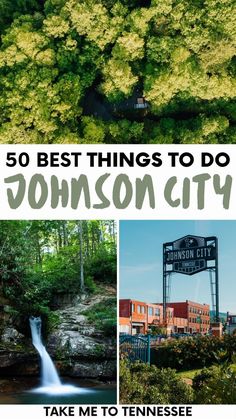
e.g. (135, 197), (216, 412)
(163, 235), (219, 323)
(164, 235), (216, 275)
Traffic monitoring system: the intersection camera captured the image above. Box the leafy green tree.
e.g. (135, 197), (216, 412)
(80, 117), (106, 143)
(100, 59), (138, 101)
(0, 221), (31, 295)
(0, 0), (42, 32)
(0, 0), (235, 144)
(0, 220), (117, 316)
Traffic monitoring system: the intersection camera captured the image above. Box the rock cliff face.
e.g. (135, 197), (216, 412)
(0, 287), (116, 380)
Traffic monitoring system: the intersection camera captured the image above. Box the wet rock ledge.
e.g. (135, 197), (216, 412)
(0, 289), (116, 380)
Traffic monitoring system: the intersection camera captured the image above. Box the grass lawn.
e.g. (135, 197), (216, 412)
(177, 368), (202, 380)
(177, 363), (236, 381)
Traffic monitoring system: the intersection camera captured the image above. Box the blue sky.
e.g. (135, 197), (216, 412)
(119, 220), (236, 313)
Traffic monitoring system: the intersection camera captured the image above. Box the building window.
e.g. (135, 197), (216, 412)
(154, 308), (160, 316)
(231, 316), (236, 324)
(132, 304), (135, 313)
(148, 307), (153, 316)
(137, 305), (145, 314)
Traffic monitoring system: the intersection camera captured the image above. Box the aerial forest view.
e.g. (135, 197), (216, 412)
(0, 220), (117, 404)
(0, 0), (235, 144)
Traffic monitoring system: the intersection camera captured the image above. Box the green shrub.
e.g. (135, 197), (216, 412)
(102, 318), (117, 337)
(193, 365), (236, 404)
(46, 311), (61, 333)
(151, 335), (236, 371)
(85, 247), (116, 284)
(84, 276), (98, 294)
(149, 325), (166, 336)
(120, 360), (193, 404)
(84, 298), (116, 337)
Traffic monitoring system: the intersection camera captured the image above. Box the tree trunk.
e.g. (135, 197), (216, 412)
(78, 220), (84, 292)
(62, 221), (68, 247)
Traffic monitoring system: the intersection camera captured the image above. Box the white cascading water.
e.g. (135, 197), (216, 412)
(29, 316), (61, 387)
(29, 316), (83, 395)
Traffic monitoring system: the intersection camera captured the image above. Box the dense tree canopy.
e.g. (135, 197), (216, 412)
(0, 0), (235, 144)
(0, 220), (116, 316)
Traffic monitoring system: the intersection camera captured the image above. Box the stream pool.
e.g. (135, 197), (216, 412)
(0, 377), (116, 404)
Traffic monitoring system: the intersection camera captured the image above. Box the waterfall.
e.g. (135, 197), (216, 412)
(29, 316), (61, 387)
(29, 316), (86, 395)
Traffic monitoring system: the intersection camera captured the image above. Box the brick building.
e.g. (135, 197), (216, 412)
(226, 313), (236, 335)
(119, 299), (174, 335)
(173, 316), (188, 333)
(119, 299), (210, 335)
(168, 300), (210, 334)
(120, 299), (149, 334)
(119, 317), (131, 334)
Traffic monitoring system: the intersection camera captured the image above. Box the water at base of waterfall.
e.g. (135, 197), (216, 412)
(29, 316), (82, 396)
(30, 384), (88, 395)
(0, 317), (116, 404)
(0, 377), (117, 404)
